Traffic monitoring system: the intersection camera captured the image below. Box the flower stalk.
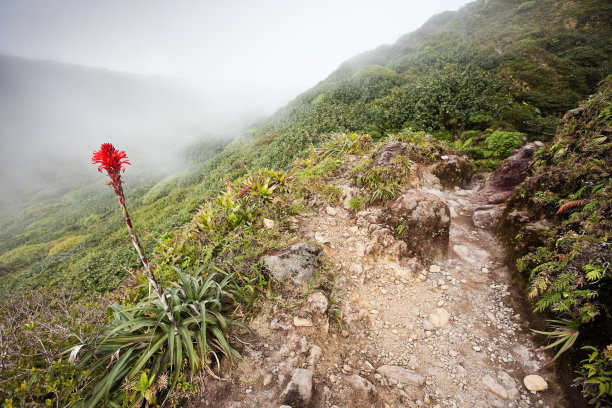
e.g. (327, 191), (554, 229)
(92, 143), (174, 322)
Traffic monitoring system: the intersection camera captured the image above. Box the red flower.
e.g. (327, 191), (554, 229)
(92, 143), (130, 175)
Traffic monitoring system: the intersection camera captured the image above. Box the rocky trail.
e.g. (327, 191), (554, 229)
(191, 149), (569, 408)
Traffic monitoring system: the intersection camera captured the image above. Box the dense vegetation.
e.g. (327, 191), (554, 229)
(501, 79), (612, 407)
(1, 0), (611, 406)
(2, 0), (611, 296)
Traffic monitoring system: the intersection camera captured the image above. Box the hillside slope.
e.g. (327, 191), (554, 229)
(1, 0), (612, 406)
(2, 0), (611, 308)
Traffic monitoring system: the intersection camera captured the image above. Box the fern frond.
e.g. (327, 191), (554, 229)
(529, 277), (549, 299)
(535, 291), (562, 312)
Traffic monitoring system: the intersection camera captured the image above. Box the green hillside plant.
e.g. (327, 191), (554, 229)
(60, 144), (246, 406)
(71, 267), (243, 407)
(501, 78), (612, 404)
(91, 143), (173, 320)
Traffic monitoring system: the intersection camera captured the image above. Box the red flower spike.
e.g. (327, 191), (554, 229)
(92, 143), (130, 175)
(92, 143), (131, 193)
(91, 142), (174, 323)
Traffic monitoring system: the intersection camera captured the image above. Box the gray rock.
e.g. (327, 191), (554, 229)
(350, 263), (363, 275)
(346, 374), (377, 401)
(472, 207), (502, 230)
(433, 154), (473, 188)
(314, 232), (330, 244)
(452, 245), (490, 265)
(340, 184), (358, 210)
(263, 243), (321, 284)
(481, 374), (509, 400)
(376, 365), (425, 386)
(270, 313), (293, 330)
(303, 292), (329, 315)
(428, 308), (450, 328)
(497, 371), (516, 389)
(263, 374), (274, 386)
(293, 311), (314, 327)
(373, 141), (408, 166)
(308, 345), (322, 366)
(423, 319), (435, 331)
(326, 206), (338, 216)
(487, 191), (514, 204)
(384, 190), (451, 260)
(280, 368), (314, 407)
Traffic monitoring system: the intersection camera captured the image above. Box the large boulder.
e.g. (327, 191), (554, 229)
(372, 141), (408, 166)
(475, 143), (538, 204)
(263, 243), (321, 284)
(433, 154), (473, 188)
(384, 190), (451, 261)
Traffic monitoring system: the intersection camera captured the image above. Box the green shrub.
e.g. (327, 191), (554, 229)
(374, 62), (507, 133)
(484, 131), (525, 157)
(574, 345), (612, 407)
(48, 235), (87, 256)
(349, 197), (363, 212)
(0, 242), (52, 273)
(517, 1), (536, 12)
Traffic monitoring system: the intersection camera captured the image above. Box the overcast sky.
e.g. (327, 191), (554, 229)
(0, 0), (470, 112)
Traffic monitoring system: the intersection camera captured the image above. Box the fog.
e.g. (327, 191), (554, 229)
(0, 0), (469, 204)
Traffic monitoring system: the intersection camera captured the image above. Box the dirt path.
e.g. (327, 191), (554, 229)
(291, 180), (567, 408)
(192, 173), (569, 408)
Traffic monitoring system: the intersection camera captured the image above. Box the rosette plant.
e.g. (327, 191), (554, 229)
(91, 143), (173, 321)
(67, 144), (243, 407)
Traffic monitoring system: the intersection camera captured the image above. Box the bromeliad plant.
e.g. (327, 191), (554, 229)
(74, 267), (243, 407)
(68, 144), (244, 407)
(91, 143), (173, 322)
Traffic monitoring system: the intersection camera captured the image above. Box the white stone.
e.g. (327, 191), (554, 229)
(428, 308), (450, 328)
(326, 206), (338, 216)
(429, 265), (442, 273)
(315, 232), (330, 244)
(523, 375), (548, 392)
(308, 345), (322, 366)
(350, 263), (363, 274)
(263, 218), (275, 229)
(303, 292), (329, 314)
(423, 319), (435, 331)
